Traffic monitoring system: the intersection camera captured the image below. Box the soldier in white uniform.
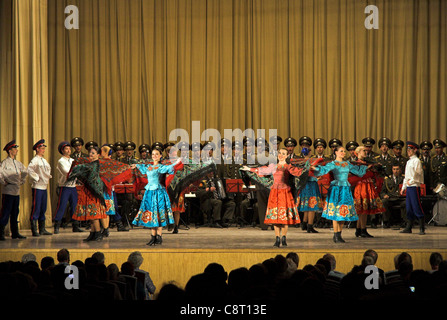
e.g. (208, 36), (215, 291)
(28, 139), (53, 236)
(0, 140), (28, 240)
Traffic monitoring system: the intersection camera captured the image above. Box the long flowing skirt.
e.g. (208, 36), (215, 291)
(264, 188), (300, 225)
(322, 185), (358, 222)
(297, 180), (324, 212)
(73, 185), (107, 221)
(353, 181), (385, 215)
(132, 188), (174, 228)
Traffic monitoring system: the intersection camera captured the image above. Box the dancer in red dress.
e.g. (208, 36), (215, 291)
(242, 148), (307, 247)
(349, 146), (385, 238)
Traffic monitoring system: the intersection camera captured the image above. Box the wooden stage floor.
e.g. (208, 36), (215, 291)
(1, 223), (446, 250)
(1, 223), (447, 292)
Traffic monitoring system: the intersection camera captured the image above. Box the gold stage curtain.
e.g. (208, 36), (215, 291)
(0, 0), (51, 228)
(0, 0), (446, 225)
(46, 0), (447, 147)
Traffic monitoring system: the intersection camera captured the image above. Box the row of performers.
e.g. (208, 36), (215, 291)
(72, 135), (447, 193)
(0, 137), (426, 246)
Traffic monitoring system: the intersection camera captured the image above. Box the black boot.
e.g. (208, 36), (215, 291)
(307, 224), (319, 233)
(72, 221), (84, 233)
(92, 231), (103, 241)
(83, 232), (95, 242)
(38, 220), (52, 236)
(355, 228), (361, 237)
(31, 220), (40, 237)
(334, 232), (345, 243)
(273, 236), (280, 247)
(54, 221), (61, 234)
(301, 222), (307, 231)
(361, 228), (374, 238)
(173, 224), (179, 234)
(101, 227), (109, 238)
(281, 236), (287, 246)
(116, 220), (129, 232)
(10, 222), (26, 239)
(155, 235), (163, 245)
(419, 218), (425, 235)
(147, 235), (156, 246)
(0, 225), (5, 241)
(400, 220), (413, 233)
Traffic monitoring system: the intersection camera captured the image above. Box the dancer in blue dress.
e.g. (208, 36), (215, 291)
(312, 146), (370, 243)
(131, 148), (181, 245)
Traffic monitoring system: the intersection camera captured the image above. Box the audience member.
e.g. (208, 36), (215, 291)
(1, 249), (446, 301)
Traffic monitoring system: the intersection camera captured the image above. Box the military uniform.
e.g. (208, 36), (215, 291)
(391, 140), (408, 173)
(362, 137), (379, 160)
(298, 136), (312, 158)
(284, 137), (299, 162)
(374, 138), (393, 177)
(269, 135), (282, 159)
(121, 141), (138, 165)
(243, 137), (256, 165)
(70, 137), (88, 159)
(345, 141), (359, 162)
(380, 172), (406, 227)
(138, 144), (151, 163)
(112, 141), (125, 161)
(431, 139), (447, 188)
(419, 141), (433, 193)
(313, 138), (330, 160)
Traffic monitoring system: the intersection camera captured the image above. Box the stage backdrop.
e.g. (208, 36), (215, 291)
(0, 0), (446, 227)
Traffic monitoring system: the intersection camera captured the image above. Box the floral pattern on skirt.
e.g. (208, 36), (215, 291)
(297, 180), (324, 212)
(132, 188), (174, 228)
(264, 188), (300, 225)
(353, 180), (386, 215)
(322, 185), (358, 221)
(73, 185), (107, 221)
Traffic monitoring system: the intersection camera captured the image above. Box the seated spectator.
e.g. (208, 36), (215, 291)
(322, 253), (345, 281)
(429, 252), (443, 273)
(127, 251), (156, 300)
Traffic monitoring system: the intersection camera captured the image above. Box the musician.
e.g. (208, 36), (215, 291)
(195, 173), (235, 228)
(163, 142), (175, 160)
(178, 141), (190, 163)
(122, 141), (138, 165)
(112, 141), (125, 161)
(313, 138), (330, 160)
(191, 142), (202, 164)
(269, 135), (282, 159)
(431, 139), (447, 189)
(284, 137), (298, 162)
(138, 144), (151, 163)
(362, 137), (379, 160)
(0, 140), (28, 240)
(298, 136), (312, 159)
(345, 141), (359, 161)
(391, 140), (408, 173)
(380, 162), (406, 228)
(243, 137), (256, 165)
(374, 138), (393, 177)
(220, 138), (232, 164)
(70, 137), (87, 159)
(419, 140), (433, 194)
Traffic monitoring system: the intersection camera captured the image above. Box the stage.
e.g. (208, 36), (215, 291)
(1, 222), (447, 294)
